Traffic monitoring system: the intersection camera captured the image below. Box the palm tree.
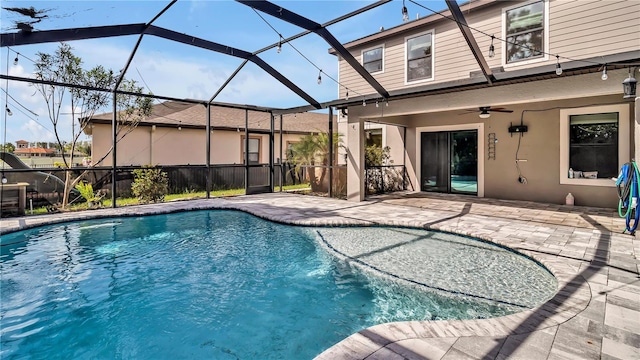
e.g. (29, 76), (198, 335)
(290, 131), (343, 192)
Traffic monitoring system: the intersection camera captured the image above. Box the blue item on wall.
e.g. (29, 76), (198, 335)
(616, 161), (640, 235)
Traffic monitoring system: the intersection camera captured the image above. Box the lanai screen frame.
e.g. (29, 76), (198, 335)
(0, 0), (396, 204)
(1, 0), (507, 205)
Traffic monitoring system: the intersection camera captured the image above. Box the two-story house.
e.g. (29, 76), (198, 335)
(332, 0), (639, 208)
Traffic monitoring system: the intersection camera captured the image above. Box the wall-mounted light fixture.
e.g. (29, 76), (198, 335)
(623, 68), (637, 99)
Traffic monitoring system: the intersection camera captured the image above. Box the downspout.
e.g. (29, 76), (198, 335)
(403, 126), (407, 191)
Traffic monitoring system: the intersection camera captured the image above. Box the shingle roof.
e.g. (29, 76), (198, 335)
(89, 101), (333, 133)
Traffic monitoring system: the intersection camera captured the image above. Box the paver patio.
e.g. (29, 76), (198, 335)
(1, 192), (638, 359)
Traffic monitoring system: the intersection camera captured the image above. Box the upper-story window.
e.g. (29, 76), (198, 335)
(504, 0), (548, 64)
(362, 46), (383, 74)
(406, 31), (433, 83)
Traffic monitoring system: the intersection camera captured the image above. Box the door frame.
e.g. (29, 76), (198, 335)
(416, 123), (484, 197)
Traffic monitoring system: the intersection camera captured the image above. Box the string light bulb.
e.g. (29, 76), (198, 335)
(362, 98), (366, 107)
(402, 0), (409, 22)
(601, 64), (608, 81)
(555, 55), (562, 76)
(13, 55), (18, 65)
(375, 100), (379, 108)
(5, 106), (12, 116)
(277, 40), (282, 54)
(345, 90), (349, 100)
(317, 70), (322, 85)
(488, 35), (495, 58)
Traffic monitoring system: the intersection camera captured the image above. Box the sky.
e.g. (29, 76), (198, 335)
(0, 0), (448, 144)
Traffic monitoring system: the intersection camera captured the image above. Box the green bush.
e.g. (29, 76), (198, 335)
(131, 167), (168, 203)
(75, 182), (94, 202)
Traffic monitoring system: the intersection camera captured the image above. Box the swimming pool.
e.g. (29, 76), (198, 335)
(0, 210), (557, 359)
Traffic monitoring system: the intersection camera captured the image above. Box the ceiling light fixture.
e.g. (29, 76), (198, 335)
(479, 109), (490, 119)
(555, 55), (562, 76)
(488, 35), (495, 58)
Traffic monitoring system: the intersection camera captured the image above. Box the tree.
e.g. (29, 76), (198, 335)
(33, 43), (152, 208)
(1, 142), (15, 153)
(289, 131), (342, 192)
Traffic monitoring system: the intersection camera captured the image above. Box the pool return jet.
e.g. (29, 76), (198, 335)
(616, 161), (640, 235)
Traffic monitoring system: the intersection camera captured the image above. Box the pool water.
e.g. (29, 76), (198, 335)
(1, 210), (556, 359)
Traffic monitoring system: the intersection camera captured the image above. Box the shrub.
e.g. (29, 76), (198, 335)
(131, 167), (168, 203)
(75, 182), (95, 202)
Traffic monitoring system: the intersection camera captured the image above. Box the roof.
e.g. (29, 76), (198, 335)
(88, 101), (334, 134)
(14, 147), (56, 155)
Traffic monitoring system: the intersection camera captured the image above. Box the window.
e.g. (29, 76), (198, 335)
(241, 136), (261, 164)
(560, 105), (630, 186)
(362, 46), (383, 74)
(405, 31), (433, 83)
(504, 0), (547, 64)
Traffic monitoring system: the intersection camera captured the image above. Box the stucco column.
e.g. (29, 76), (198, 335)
(346, 115), (364, 201)
(635, 97), (640, 162)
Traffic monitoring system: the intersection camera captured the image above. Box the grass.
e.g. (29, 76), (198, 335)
(25, 183), (311, 216)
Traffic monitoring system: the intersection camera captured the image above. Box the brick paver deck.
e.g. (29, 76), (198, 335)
(1, 192), (638, 360)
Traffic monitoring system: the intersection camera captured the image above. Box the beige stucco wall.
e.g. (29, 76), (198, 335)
(346, 69), (635, 208)
(91, 124), (312, 166)
(405, 95), (631, 208)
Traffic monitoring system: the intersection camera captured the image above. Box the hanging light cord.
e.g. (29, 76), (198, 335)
(249, 8), (364, 100)
(407, 0), (617, 68)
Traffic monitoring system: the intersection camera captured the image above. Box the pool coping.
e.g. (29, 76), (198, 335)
(1, 194), (636, 360)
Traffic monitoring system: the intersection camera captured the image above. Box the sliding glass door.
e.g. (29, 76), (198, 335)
(420, 130), (477, 195)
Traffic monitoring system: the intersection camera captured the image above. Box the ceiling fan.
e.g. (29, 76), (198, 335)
(463, 106), (513, 119)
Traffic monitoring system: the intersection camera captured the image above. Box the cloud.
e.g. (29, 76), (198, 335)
(18, 119), (57, 143)
(189, 0), (208, 15)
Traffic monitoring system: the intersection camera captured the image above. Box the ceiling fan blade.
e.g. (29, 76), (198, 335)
(491, 109), (513, 113)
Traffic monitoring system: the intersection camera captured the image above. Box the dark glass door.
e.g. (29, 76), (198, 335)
(420, 130), (477, 195)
